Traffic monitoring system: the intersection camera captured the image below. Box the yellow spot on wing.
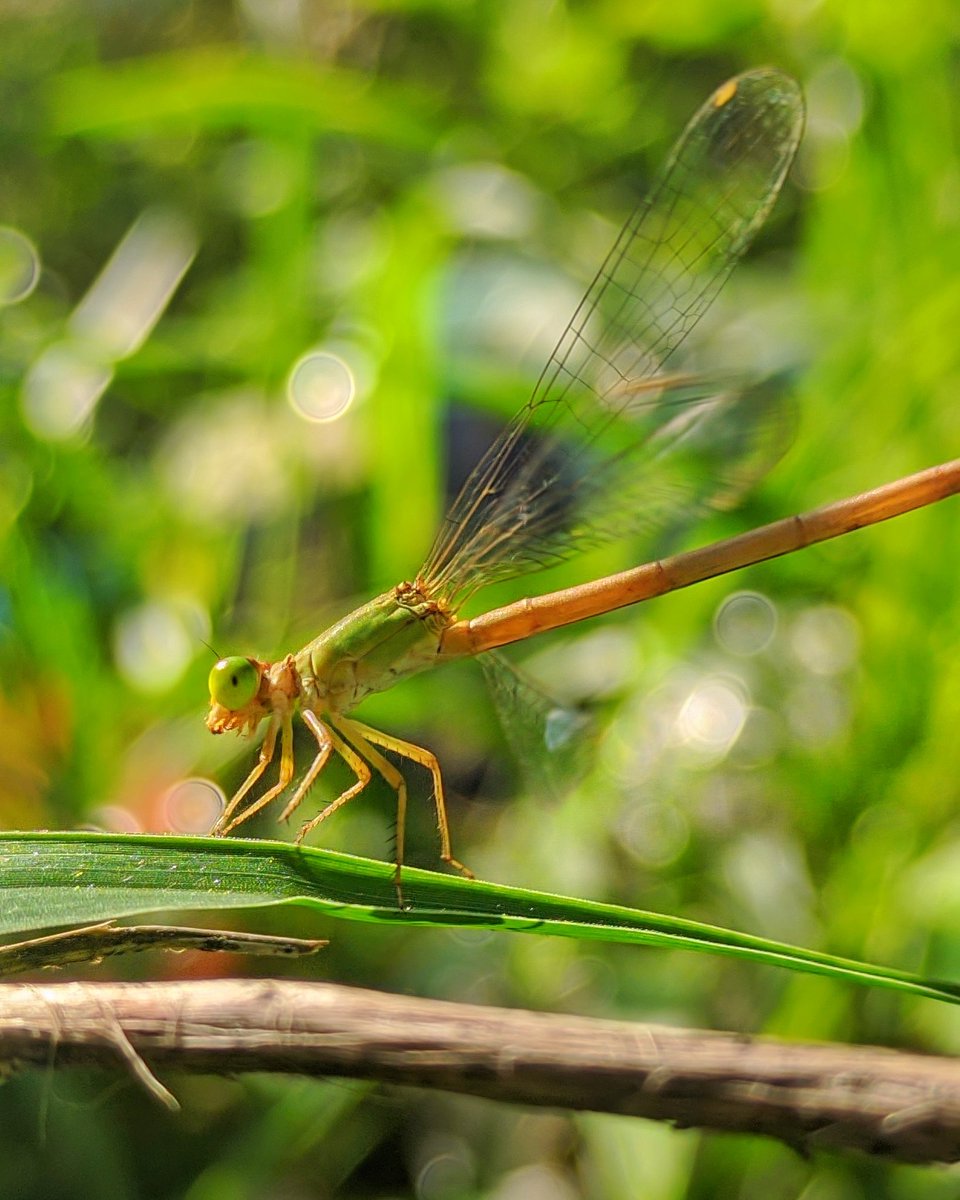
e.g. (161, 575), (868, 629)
(714, 78), (738, 108)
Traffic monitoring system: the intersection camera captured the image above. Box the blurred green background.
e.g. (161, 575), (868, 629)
(3, 1), (960, 1196)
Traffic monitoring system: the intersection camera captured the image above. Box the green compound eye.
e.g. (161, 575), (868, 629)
(208, 657), (260, 711)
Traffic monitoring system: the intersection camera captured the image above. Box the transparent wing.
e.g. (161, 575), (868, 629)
(479, 651), (596, 799)
(420, 69), (804, 604)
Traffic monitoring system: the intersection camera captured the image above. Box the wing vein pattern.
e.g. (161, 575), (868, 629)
(419, 69), (804, 605)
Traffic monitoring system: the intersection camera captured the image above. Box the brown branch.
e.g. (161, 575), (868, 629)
(0, 922), (326, 976)
(0, 978), (957, 1162)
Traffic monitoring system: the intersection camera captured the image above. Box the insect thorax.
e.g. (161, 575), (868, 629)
(297, 584), (453, 715)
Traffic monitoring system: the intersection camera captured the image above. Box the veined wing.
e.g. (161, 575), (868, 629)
(479, 650), (596, 798)
(420, 69), (804, 604)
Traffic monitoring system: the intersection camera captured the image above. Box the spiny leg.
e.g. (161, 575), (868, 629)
(219, 716), (296, 834)
(212, 717), (280, 833)
(276, 709), (335, 824)
(296, 717), (408, 906)
(333, 720), (409, 880)
(293, 718), (372, 845)
(336, 715), (474, 880)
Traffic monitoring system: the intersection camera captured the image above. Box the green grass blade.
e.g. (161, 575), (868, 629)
(1, 832), (956, 1005)
(49, 49), (439, 147)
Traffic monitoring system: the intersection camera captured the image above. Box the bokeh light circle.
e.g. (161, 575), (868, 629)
(714, 591), (777, 655)
(0, 226), (40, 305)
(287, 350), (356, 423)
(112, 600), (195, 692)
(790, 604), (860, 675)
(164, 778), (226, 833)
(675, 676), (749, 757)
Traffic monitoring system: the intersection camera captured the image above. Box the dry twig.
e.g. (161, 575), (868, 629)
(0, 978), (957, 1163)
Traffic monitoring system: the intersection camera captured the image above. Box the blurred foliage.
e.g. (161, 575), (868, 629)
(2, 0), (960, 1196)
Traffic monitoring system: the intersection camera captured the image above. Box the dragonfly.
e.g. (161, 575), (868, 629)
(206, 68), (960, 887)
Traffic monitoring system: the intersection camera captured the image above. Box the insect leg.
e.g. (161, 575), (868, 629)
(212, 717), (280, 833)
(336, 716), (474, 880)
(218, 716), (296, 834)
(277, 710), (336, 823)
(293, 716), (372, 843)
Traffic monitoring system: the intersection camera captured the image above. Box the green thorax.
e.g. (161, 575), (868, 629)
(294, 582), (454, 715)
